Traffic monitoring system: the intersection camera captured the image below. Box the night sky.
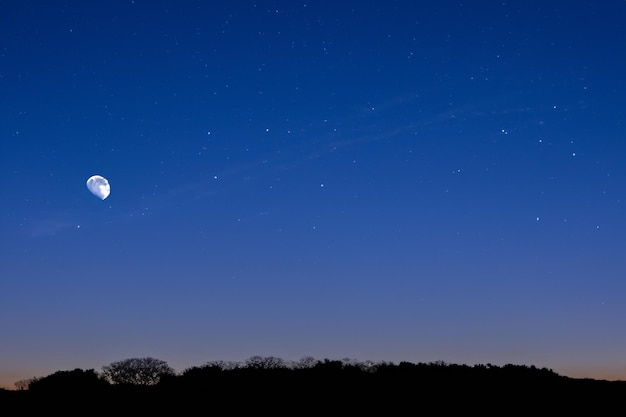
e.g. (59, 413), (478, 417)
(2, 1), (626, 389)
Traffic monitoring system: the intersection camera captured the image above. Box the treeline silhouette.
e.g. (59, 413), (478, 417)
(2, 356), (625, 413)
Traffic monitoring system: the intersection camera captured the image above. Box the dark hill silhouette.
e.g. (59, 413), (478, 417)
(3, 357), (625, 414)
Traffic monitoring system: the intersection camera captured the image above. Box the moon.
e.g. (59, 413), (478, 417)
(86, 175), (110, 200)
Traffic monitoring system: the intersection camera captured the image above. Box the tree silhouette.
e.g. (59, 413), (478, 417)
(14, 378), (33, 391)
(244, 355), (287, 370)
(27, 368), (109, 393)
(295, 355), (319, 369)
(5, 356), (626, 414)
(101, 357), (175, 386)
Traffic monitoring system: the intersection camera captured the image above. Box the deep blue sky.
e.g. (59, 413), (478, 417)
(2, 0), (626, 388)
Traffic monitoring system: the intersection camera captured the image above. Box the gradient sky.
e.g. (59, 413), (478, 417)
(2, 0), (626, 389)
